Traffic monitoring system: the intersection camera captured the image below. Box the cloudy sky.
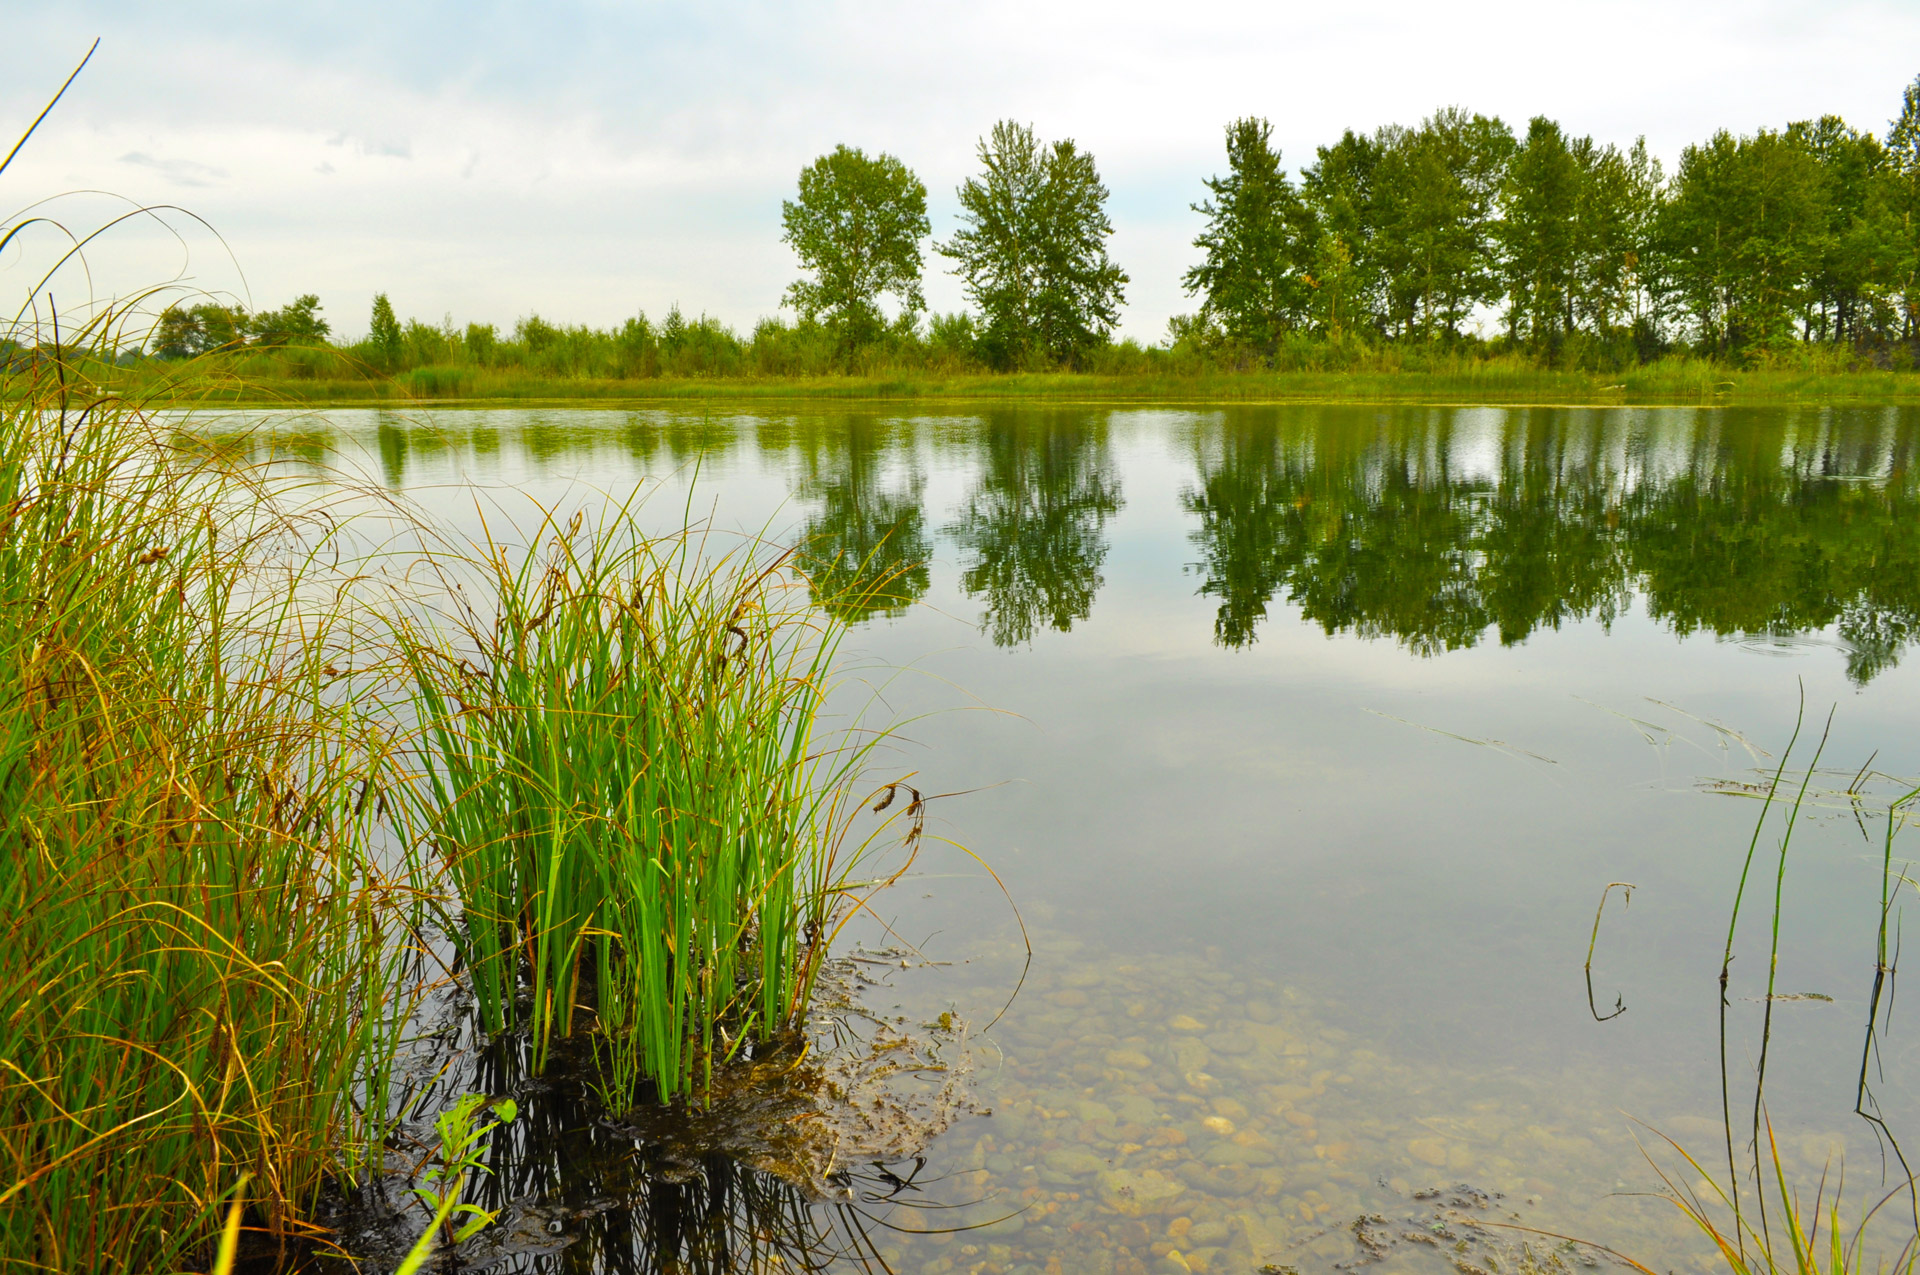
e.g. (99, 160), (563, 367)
(6, 1), (1919, 344)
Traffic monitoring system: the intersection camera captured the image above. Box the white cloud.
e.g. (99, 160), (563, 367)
(4, 1), (1918, 342)
(116, 151), (227, 187)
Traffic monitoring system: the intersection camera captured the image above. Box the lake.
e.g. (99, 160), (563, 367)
(227, 402), (1920, 1275)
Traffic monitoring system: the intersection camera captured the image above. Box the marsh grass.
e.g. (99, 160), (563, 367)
(78, 348), (1920, 409)
(1646, 1117), (1920, 1275)
(0, 344), (424, 1269)
(0, 50), (945, 1272)
(395, 500), (923, 1104)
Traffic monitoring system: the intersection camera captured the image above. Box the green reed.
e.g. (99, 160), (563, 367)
(1638, 690), (1920, 1275)
(0, 345), (419, 1269)
(397, 500), (915, 1103)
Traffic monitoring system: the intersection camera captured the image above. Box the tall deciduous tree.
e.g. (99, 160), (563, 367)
(368, 293), (402, 366)
(780, 145), (930, 347)
(1184, 117), (1311, 352)
(939, 121), (1128, 369)
(1791, 115), (1902, 343)
(1299, 130), (1384, 340)
(1887, 75), (1920, 338)
(1497, 117), (1584, 353)
(1368, 109), (1515, 340)
(248, 294), (329, 345)
(1571, 137), (1662, 338)
(1651, 128), (1830, 354)
(1495, 120), (1660, 359)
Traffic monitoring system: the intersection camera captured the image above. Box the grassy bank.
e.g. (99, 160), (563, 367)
(87, 359), (1920, 407)
(0, 364), (917, 1269)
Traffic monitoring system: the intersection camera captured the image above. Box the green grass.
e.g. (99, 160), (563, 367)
(0, 358), (420, 1268)
(0, 56), (930, 1271)
(1634, 703), (1920, 1275)
(78, 360), (1920, 408)
(49, 332), (1920, 408)
(0, 354), (921, 1265)
(395, 502), (918, 1103)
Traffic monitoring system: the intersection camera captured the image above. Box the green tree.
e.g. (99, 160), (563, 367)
(1367, 109), (1515, 340)
(368, 292), (402, 366)
(1184, 118), (1311, 352)
(1497, 117), (1584, 354)
(1884, 75), (1920, 338)
(1650, 128), (1830, 354)
(1493, 121), (1658, 361)
(1570, 137), (1662, 340)
(1299, 130), (1384, 339)
(150, 301), (246, 358)
(247, 294), (329, 345)
(1790, 115), (1904, 343)
(938, 121), (1128, 368)
(781, 145), (930, 348)
(465, 322), (498, 365)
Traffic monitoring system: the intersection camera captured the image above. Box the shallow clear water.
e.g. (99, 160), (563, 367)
(221, 403), (1920, 1274)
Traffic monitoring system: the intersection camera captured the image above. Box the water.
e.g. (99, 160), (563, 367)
(227, 403), (1920, 1274)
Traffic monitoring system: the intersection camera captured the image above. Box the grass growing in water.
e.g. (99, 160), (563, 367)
(397, 502), (920, 1103)
(0, 49), (933, 1269)
(1634, 693), (1920, 1275)
(0, 360), (420, 1266)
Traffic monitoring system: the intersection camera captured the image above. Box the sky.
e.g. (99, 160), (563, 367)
(6, 1), (1920, 345)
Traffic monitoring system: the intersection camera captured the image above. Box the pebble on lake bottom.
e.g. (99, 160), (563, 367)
(853, 935), (1883, 1275)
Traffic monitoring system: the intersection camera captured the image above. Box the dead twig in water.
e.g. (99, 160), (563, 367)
(1585, 881), (1637, 1022)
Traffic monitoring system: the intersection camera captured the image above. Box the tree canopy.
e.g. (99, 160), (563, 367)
(1184, 117), (1311, 352)
(939, 121), (1128, 369)
(150, 293), (329, 358)
(780, 145), (930, 346)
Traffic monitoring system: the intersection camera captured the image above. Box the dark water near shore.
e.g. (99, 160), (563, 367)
(224, 403), (1920, 1274)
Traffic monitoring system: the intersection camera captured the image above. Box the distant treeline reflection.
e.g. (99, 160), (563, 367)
(1184, 410), (1919, 684)
(296, 407), (1920, 683)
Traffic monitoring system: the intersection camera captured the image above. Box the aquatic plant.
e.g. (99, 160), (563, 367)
(395, 499), (921, 1102)
(1641, 693), (1920, 1275)
(0, 351), (423, 1268)
(1648, 1116), (1919, 1275)
(394, 1093), (518, 1271)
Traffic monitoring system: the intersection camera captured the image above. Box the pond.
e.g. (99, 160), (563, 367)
(229, 403), (1920, 1275)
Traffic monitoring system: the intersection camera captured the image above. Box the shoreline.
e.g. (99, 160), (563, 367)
(73, 367), (1920, 410)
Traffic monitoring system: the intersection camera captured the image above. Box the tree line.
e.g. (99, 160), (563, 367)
(147, 74), (1920, 373)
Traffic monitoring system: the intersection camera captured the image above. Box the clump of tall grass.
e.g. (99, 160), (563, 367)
(396, 502), (919, 1103)
(0, 50), (428, 1270)
(1647, 1117), (1919, 1275)
(0, 345), (422, 1268)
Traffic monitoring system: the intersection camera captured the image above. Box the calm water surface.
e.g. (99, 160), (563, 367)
(228, 404), (1920, 1275)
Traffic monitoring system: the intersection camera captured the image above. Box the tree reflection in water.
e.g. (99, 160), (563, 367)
(788, 415), (931, 624)
(946, 412), (1122, 647)
(1182, 407), (1920, 683)
(248, 404), (1920, 683)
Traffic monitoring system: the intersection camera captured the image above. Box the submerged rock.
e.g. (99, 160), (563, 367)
(1098, 1167), (1188, 1216)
